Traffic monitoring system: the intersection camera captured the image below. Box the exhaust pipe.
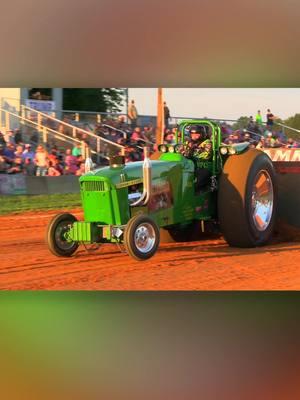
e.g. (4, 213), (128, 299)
(84, 157), (94, 173)
(131, 147), (152, 206)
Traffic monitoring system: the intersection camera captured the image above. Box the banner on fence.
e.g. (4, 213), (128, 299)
(0, 174), (27, 195)
(25, 99), (56, 113)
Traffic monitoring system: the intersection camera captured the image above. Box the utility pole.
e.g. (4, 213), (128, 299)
(156, 88), (164, 145)
(125, 88), (129, 118)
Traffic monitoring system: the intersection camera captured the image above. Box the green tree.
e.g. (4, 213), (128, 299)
(63, 88), (125, 112)
(232, 116), (249, 131)
(282, 114), (300, 140)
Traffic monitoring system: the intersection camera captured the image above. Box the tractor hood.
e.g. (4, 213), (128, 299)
(79, 158), (190, 187)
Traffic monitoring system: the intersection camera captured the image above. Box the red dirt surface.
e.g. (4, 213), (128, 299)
(1, 209), (300, 290)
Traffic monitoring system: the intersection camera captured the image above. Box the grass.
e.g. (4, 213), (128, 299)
(0, 193), (82, 215)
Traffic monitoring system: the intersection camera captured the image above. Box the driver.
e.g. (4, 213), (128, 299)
(182, 125), (212, 160)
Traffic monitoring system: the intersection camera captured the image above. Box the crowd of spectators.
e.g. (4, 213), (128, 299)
(0, 129), (87, 176)
(220, 110), (300, 149)
(2, 106), (300, 177)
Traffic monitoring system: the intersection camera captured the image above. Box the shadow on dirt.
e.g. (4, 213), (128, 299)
(157, 237), (300, 263)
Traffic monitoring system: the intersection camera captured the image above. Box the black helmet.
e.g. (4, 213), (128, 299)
(189, 125), (207, 140)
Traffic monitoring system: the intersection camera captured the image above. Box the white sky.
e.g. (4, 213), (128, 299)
(126, 88), (300, 121)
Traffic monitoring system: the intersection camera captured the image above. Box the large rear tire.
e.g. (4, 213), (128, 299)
(124, 214), (160, 260)
(218, 149), (277, 247)
(46, 213), (79, 257)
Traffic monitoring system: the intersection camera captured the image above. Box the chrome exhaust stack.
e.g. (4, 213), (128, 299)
(131, 147), (152, 206)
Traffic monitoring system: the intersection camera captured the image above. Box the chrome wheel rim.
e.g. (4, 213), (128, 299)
(251, 170), (274, 231)
(134, 223), (156, 253)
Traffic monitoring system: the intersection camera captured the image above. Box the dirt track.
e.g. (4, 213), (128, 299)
(1, 209), (300, 290)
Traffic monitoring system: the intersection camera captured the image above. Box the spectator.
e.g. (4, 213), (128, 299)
(23, 158), (36, 176)
(131, 127), (144, 143)
(81, 133), (90, 146)
(0, 144), (9, 173)
(247, 116), (256, 131)
(243, 133), (251, 142)
(14, 145), (24, 159)
(125, 144), (142, 162)
(276, 129), (287, 143)
(76, 162), (86, 176)
(48, 148), (59, 165)
(265, 132), (276, 148)
(4, 130), (15, 145)
(263, 129), (273, 138)
(35, 145), (49, 176)
(64, 149), (79, 174)
(7, 157), (24, 174)
(0, 131), (5, 146)
(48, 161), (62, 176)
(3, 143), (16, 166)
(22, 144), (35, 161)
(14, 128), (23, 144)
(0, 154), (8, 173)
(164, 101), (170, 129)
(107, 129), (121, 143)
(72, 143), (82, 157)
(164, 129), (174, 143)
(285, 138), (300, 148)
(224, 133), (235, 144)
(128, 100), (138, 129)
(142, 126), (153, 143)
(116, 115), (127, 130)
(255, 110), (263, 125)
(266, 109), (275, 129)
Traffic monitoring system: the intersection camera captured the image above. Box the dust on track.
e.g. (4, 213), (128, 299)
(1, 209), (300, 290)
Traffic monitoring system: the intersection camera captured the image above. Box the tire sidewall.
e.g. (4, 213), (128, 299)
(218, 150), (277, 247)
(125, 215), (160, 260)
(47, 213), (79, 257)
(244, 154), (277, 245)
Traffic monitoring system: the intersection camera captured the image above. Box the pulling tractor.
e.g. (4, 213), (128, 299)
(46, 119), (277, 260)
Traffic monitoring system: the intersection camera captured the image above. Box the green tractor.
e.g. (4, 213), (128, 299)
(46, 119), (277, 260)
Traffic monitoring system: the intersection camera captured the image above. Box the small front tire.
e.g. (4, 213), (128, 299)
(46, 213), (79, 257)
(124, 214), (160, 260)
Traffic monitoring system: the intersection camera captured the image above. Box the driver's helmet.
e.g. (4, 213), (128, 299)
(189, 125), (208, 142)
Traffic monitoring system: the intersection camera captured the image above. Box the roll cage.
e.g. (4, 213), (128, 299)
(175, 119), (222, 175)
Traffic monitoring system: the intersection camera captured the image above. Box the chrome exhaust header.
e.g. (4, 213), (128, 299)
(131, 147), (152, 206)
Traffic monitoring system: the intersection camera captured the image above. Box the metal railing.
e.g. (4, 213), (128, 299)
(0, 107), (126, 163)
(20, 105), (126, 160)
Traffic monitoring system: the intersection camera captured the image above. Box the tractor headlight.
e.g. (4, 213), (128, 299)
(228, 147), (237, 155)
(168, 145), (175, 153)
(158, 144), (168, 153)
(220, 147), (228, 155)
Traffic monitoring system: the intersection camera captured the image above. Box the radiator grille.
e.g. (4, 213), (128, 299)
(81, 181), (107, 191)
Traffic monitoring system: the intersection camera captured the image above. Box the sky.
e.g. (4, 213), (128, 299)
(126, 89), (300, 121)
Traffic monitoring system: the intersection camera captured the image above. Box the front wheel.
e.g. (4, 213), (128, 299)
(124, 214), (160, 260)
(46, 213), (79, 257)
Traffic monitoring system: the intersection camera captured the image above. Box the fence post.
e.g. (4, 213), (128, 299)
(97, 114), (101, 124)
(37, 113), (42, 132)
(20, 105), (25, 124)
(97, 137), (101, 164)
(81, 141), (86, 159)
(121, 146), (125, 156)
(5, 112), (10, 131)
(43, 127), (47, 144)
(72, 127), (76, 138)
